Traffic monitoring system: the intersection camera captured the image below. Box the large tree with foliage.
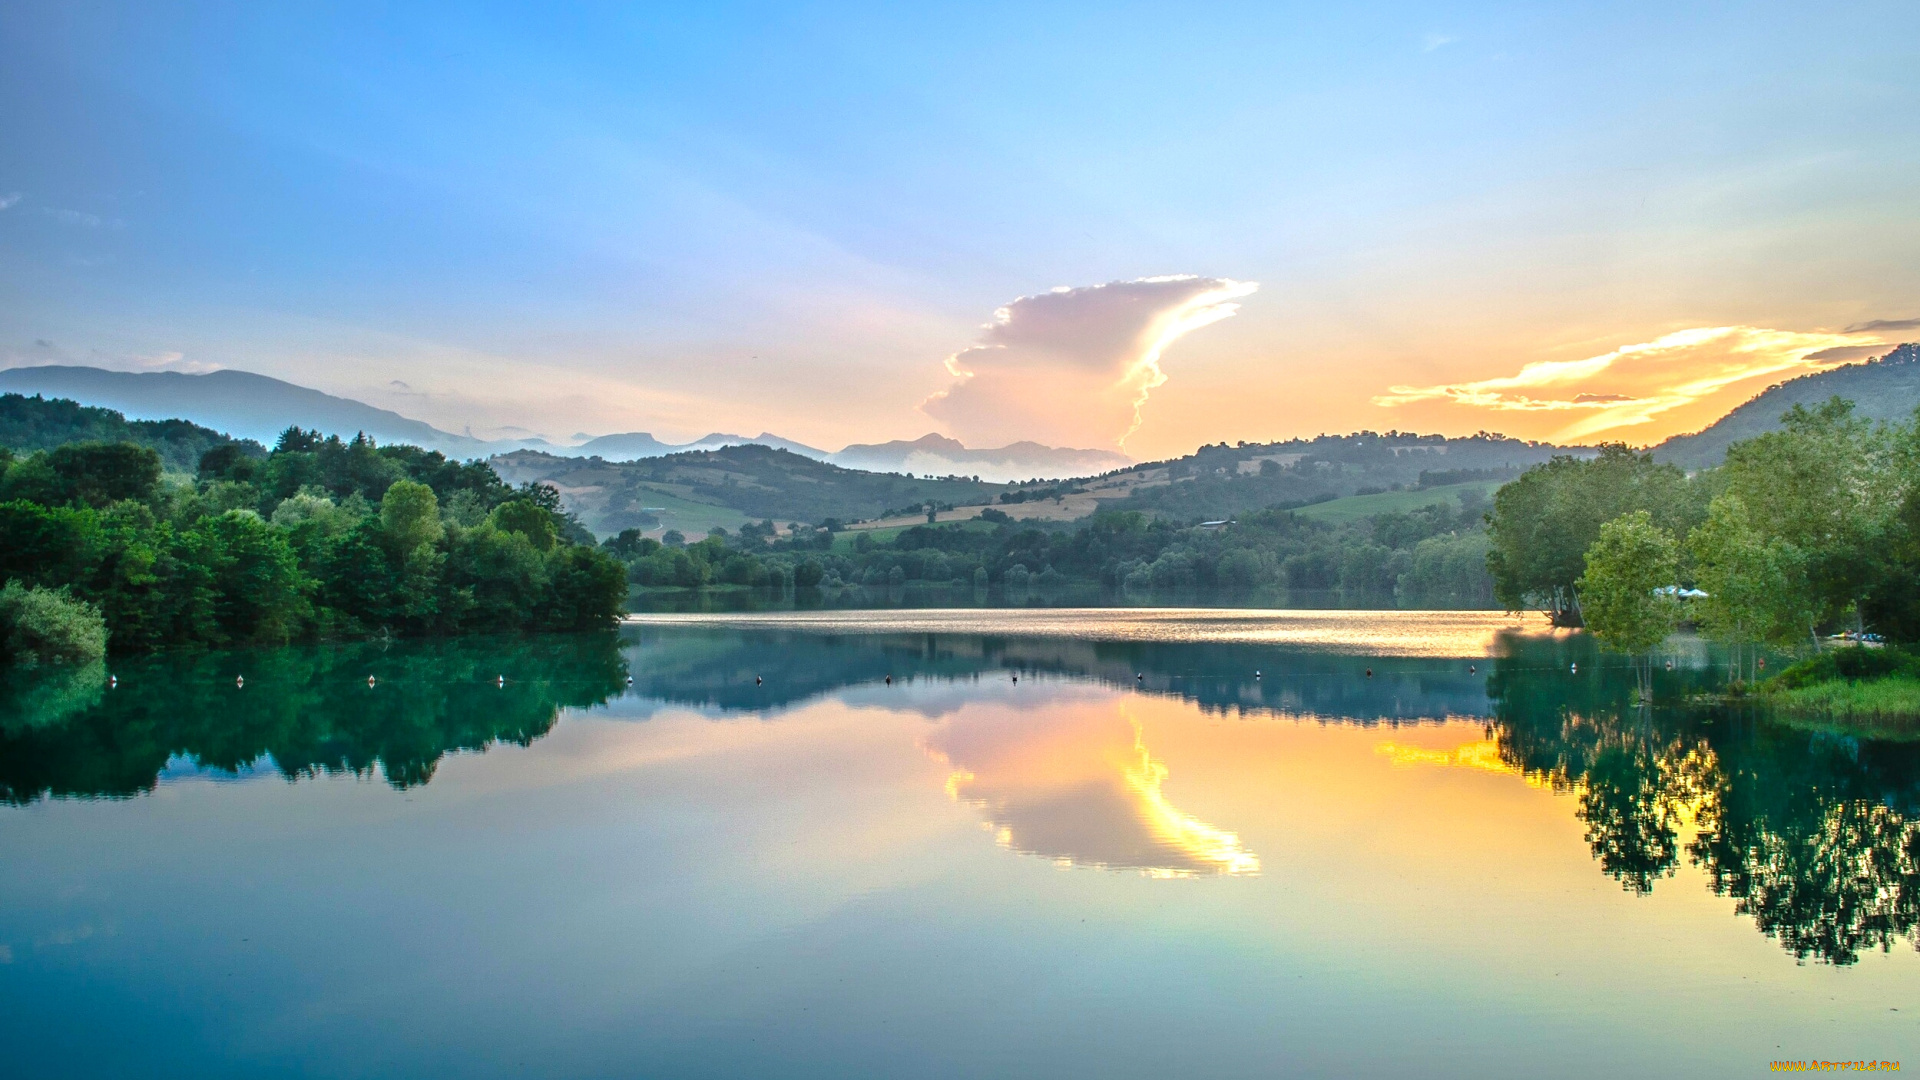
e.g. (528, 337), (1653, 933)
(1486, 444), (1696, 623)
(1719, 398), (1888, 631)
(1688, 493), (1818, 674)
(1576, 511), (1682, 697)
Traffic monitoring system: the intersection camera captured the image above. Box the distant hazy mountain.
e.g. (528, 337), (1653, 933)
(575, 430), (828, 460)
(0, 365), (503, 457)
(1651, 343), (1920, 469)
(828, 433), (1131, 482)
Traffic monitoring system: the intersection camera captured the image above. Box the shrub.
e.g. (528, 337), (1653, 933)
(0, 581), (108, 665)
(1766, 646), (1920, 690)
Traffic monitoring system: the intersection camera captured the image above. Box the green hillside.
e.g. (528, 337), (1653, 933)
(488, 444), (1008, 537)
(1291, 480), (1500, 525)
(1652, 343), (1920, 469)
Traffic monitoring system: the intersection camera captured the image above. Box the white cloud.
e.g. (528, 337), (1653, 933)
(0, 192), (21, 210)
(1375, 326), (1889, 441)
(921, 276), (1256, 449)
(116, 350), (223, 374)
(1422, 32), (1460, 52)
(45, 207), (104, 227)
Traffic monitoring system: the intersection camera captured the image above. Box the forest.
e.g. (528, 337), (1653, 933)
(0, 423), (627, 663)
(604, 491), (1497, 607)
(1483, 396), (1920, 704)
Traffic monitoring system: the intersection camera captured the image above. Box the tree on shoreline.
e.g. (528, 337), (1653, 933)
(1577, 511), (1681, 699)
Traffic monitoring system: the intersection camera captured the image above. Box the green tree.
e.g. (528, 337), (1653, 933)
(380, 479), (445, 554)
(1720, 398), (1885, 630)
(489, 499), (557, 551)
(1486, 445), (1694, 623)
(1689, 493), (1815, 677)
(1576, 511), (1681, 697)
(184, 511), (312, 645)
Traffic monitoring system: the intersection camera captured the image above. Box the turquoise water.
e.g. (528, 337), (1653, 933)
(0, 611), (1914, 1077)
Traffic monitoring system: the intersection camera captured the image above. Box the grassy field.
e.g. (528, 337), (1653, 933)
(829, 518), (999, 554)
(619, 486), (757, 539)
(1292, 481), (1501, 525)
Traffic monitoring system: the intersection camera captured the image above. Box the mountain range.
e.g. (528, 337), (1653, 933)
(0, 365), (1126, 481)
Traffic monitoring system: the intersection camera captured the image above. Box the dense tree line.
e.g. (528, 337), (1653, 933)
(606, 494), (1498, 607)
(1486, 398), (1920, 664)
(0, 428), (626, 660)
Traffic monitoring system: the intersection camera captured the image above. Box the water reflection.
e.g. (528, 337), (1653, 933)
(1487, 633), (1920, 965)
(0, 634), (628, 804)
(2, 616), (1918, 966)
(927, 695), (1257, 876)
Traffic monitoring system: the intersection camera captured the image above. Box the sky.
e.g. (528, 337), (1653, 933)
(1, 1), (1917, 460)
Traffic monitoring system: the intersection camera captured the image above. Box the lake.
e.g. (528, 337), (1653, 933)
(0, 610), (1914, 1077)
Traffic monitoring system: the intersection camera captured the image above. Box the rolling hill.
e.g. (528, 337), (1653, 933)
(1651, 343), (1920, 469)
(487, 445), (1008, 536)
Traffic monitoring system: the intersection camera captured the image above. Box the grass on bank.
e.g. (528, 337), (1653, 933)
(1760, 646), (1920, 737)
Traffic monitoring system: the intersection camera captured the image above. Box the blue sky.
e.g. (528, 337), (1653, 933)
(2, 1), (1916, 456)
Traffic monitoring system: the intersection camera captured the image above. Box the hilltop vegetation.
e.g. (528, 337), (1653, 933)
(490, 444), (1007, 536)
(1095, 431), (1568, 522)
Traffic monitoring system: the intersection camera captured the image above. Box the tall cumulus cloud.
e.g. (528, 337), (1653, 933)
(922, 276), (1256, 449)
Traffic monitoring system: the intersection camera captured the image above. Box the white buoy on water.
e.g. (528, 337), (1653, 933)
(235, 675), (244, 688)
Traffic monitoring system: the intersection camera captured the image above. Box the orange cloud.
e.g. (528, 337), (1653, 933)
(1373, 326), (1896, 442)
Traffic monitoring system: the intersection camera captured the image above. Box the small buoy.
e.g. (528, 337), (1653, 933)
(755, 675), (763, 685)
(497, 675), (505, 687)
(1365, 668), (1372, 678)
(1570, 662), (1578, 674)
(367, 675), (376, 687)
(1135, 673), (1143, 681)
(1665, 659), (1673, 671)
(1468, 665), (1476, 675)
(108, 675), (117, 689)
(626, 675), (633, 685)
(1757, 658), (1766, 670)
(885, 674), (892, 685)
(235, 675), (245, 688)
(1011, 673), (1017, 683)
(1255, 670), (1262, 679)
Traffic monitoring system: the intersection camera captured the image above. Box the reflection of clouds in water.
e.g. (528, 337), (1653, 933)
(1375, 738), (1551, 788)
(926, 698), (1256, 877)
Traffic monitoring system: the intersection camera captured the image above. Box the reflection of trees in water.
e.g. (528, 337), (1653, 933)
(626, 626), (1495, 723)
(0, 633), (628, 804)
(1489, 632), (1920, 964)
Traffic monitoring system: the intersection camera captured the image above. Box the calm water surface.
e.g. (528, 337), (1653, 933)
(0, 611), (1915, 1078)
